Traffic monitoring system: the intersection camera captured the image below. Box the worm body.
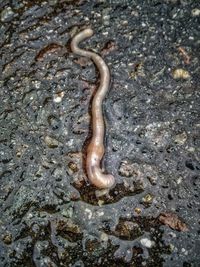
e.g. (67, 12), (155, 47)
(71, 28), (115, 189)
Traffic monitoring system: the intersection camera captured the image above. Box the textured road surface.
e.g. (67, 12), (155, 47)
(0, 0), (200, 266)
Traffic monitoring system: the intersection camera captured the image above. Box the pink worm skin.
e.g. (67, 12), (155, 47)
(71, 28), (115, 189)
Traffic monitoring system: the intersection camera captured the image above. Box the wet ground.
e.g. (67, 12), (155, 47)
(0, 0), (200, 266)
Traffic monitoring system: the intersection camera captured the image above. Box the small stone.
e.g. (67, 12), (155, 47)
(169, 232), (176, 238)
(118, 161), (133, 177)
(85, 208), (92, 220)
(191, 8), (200, 17)
(2, 232), (12, 244)
(1, 7), (14, 22)
(187, 147), (195, 152)
(174, 132), (187, 145)
(172, 69), (190, 80)
(121, 20), (128, 26)
(134, 207), (142, 215)
(169, 243), (175, 252)
(147, 176), (157, 185)
(66, 219), (81, 234)
(103, 15), (110, 26)
(131, 10), (139, 17)
(53, 91), (64, 103)
(100, 232), (108, 242)
(118, 161), (141, 178)
(61, 207), (73, 218)
(181, 248), (188, 255)
(68, 161), (78, 173)
(44, 135), (59, 148)
(142, 194), (154, 205)
(98, 200), (105, 206)
(115, 221), (140, 239)
(158, 212), (188, 232)
(102, 8), (111, 26)
(176, 176), (182, 185)
(140, 237), (154, 248)
(35, 167), (43, 178)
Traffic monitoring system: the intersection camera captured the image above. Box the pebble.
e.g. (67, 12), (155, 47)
(134, 207), (142, 215)
(68, 161), (78, 173)
(116, 221), (140, 239)
(61, 207), (73, 218)
(172, 69), (190, 80)
(191, 8), (200, 17)
(100, 232), (109, 242)
(174, 132), (187, 145)
(176, 176), (182, 185)
(140, 237), (154, 248)
(85, 208), (92, 220)
(181, 247), (188, 255)
(2, 232), (12, 244)
(44, 135), (59, 148)
(142, 194), (154, 205)
(118, 160), (140, 178)
(169, 232), (176, 238)
(147, 176), (157, 185)
(53, 92), (65, 103)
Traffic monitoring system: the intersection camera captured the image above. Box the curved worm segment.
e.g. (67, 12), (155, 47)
(71, 28), (115, 189)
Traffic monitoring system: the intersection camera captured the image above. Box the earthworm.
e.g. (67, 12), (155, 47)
(71, 28), (115, 189)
